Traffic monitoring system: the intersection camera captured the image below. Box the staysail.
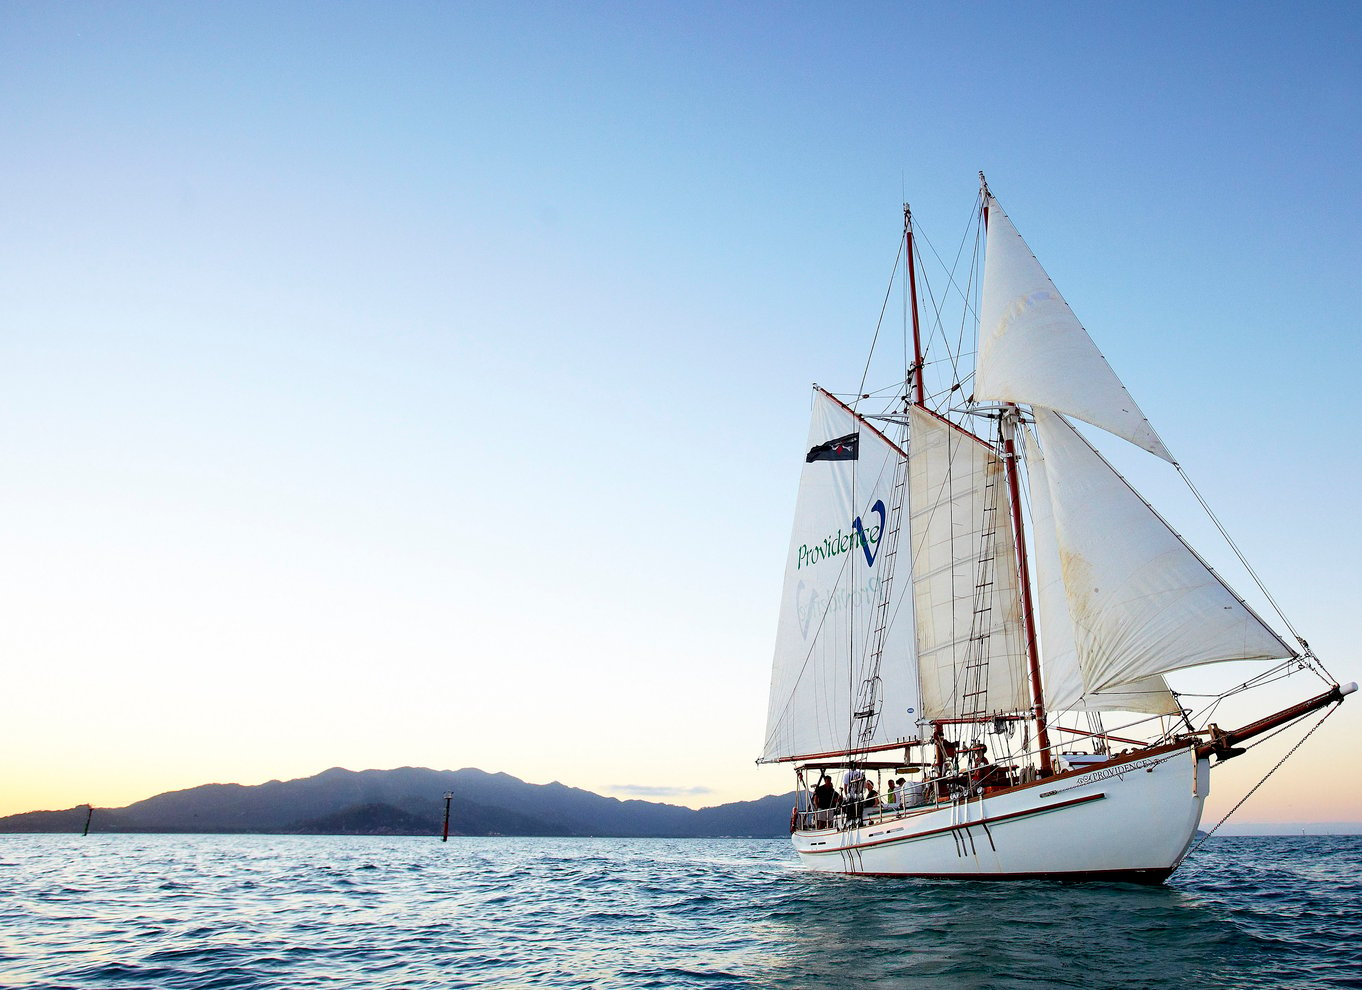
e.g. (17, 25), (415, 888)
(908, 407), (1030, 720)
(760, 389), (920, 762)
(975, 195), (1174, 463)
(1021, 422), (1180, 715)
(1030, 408), (1293, 692)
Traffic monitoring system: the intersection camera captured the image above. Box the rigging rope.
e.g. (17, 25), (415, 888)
(1181, 659), (1314, 731)
(910, 207), (982, 416)
(1173, 463), (1336, 683)
(1189, 702), (1340, 854)
(856, 236), (905, 410)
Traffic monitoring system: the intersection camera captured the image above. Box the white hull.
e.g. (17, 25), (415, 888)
(792, 744), (1208, 883)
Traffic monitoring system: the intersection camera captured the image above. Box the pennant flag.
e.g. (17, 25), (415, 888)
(806, 432), (859, 462)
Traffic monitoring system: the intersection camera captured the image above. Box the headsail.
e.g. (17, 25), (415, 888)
(1021, 423), (1180, 715)
(761, 388), (920, 762)
(975, 195), (1174, 463)
(908, 407), (1030, 720)
(1030, 408), (1292, 692)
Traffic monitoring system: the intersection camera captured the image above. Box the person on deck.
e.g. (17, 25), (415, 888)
(842, 768), (866, 826)
(811, 775), (838, 826)
(897, 776), (917, 808)
(931, 723), (959, 770)
(970, 746), (1001, 792)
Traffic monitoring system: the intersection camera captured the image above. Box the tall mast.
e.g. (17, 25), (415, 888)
(904, 204), (925, 407)
(1001, 418), (1053, 775)
(981, 173), (1053, 776)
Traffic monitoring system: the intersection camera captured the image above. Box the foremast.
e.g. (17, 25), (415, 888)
(841, 205), (924, 760)
(905, 203), (925, 409)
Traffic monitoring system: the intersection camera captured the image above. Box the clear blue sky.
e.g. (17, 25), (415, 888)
(2, 1), (1359, 821)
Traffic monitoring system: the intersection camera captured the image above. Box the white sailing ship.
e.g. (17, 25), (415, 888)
(760, 177), (1354, 882)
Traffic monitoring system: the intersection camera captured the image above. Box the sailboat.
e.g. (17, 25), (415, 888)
(760, 176), (1355, 882)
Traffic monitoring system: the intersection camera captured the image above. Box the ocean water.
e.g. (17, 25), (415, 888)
(2, 834), (1359, 989)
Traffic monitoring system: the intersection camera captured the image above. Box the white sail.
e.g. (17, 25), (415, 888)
(1031, 408), (1292, 692)
(908, 407), (1030, 720)
(1021, 424), (1180, 715)
(976, 195), (1174, 463)
(761, 389), (921, 762)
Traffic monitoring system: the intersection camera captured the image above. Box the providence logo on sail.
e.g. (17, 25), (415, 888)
(795, 499), (885, 570)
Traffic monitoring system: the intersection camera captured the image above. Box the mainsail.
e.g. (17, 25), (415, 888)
(761, 389), (919, 762)
(908, 407), (1030, 720)
(975, 195), (1174, 463)
(1029, 408), (1293, 692)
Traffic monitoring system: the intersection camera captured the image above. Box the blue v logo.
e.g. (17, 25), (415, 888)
(852, 500), (885, 568)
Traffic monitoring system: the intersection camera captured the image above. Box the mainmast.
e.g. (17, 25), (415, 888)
(982, 173), (1054, 776)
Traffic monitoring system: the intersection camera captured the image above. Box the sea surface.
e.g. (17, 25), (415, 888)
(2, 834), (1359, 989)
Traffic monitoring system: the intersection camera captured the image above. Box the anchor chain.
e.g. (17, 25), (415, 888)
(1190, 702), (1340, 854)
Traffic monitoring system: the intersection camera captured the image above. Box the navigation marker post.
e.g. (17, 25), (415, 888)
(442, 792), (453, 842)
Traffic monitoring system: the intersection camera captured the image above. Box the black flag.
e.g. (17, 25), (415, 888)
(806, 432), (859, 462)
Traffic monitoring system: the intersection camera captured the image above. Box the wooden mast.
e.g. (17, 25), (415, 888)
(982, 174), (1054, 776)
(1001, 420), (1053, 775)
(905, 203), (925, 407)
(903, 203), (940, 775)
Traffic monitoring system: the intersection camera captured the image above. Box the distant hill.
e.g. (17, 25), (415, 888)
(0, 767), (796, 838)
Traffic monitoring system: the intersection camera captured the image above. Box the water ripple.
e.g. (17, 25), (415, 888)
(0, 834), (1357, 988)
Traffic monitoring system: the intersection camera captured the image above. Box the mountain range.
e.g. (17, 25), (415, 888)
(0, 767), (794, 837)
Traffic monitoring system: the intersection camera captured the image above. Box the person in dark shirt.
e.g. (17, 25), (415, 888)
(811, 775), (838, 826)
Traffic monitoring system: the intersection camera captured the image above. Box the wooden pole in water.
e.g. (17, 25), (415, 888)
(442, 792), (453, 842)
(82, 805), (93, 836)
